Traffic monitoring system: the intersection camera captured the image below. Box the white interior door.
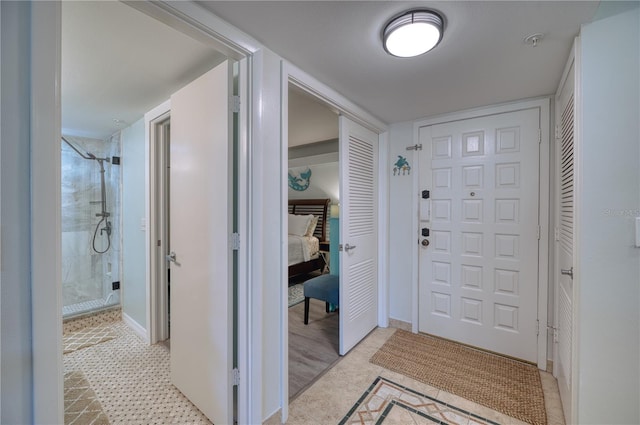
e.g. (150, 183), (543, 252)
(418, 109), (540, 363)
(339, 116), (378, 355)
(555, 54), (575, 425)
(169, 60), (233, 424)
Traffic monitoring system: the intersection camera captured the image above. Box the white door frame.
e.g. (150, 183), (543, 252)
(146, 100), (171, 345)
(412, 97), (551, 370)
(279, 61), (388, 421)
(31, 1), (262, 423)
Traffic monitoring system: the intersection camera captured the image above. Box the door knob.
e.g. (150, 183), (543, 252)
(421, 239), (430, 247)
(561, 267), (573, 279)
(166, 251), (177, 263)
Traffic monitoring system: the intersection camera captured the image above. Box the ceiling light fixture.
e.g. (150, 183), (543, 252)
(383, 9), (444, 58)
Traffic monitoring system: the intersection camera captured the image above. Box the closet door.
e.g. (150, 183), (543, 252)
(339, 116), (379, 355)
(554, 41), (577, 425)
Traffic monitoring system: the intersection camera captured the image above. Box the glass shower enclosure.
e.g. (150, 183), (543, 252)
(61, 134), (121, 318)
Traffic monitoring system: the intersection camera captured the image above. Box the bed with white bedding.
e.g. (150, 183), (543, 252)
(288, 199), (330, 277)
(288, 235), (320, 266)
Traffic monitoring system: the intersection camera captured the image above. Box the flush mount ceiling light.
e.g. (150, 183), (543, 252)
(383, 9), (444, 58)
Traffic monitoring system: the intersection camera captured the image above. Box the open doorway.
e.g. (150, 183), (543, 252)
(286, 84), (341, 399)
(61, 2), (242, 423)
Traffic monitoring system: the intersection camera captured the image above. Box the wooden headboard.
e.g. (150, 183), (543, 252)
(288, 198), (330, 242)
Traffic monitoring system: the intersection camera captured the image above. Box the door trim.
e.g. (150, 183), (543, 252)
(146, 100), (171, 345)
(280, 61), (388, 422)
(32, 2), (64, 422)
(412, 97), (551, 370)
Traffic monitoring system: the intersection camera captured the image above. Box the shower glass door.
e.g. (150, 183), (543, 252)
(61, 134), (121, 317)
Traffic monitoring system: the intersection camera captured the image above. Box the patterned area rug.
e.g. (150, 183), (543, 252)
(288, 283), (305, 307)
(64, 371), (110, 424)
(370, 330), (547, 425)
(340, 376), (499, 425)
(64, 325), (116, 354)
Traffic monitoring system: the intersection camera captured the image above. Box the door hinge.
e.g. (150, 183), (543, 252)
(537, 225), (541, 240)
(230, 233), (240, 251)
(554, 227), (560, 241)
(536, 320), (540, 336)
(232, 368), (240, 386)
(555, 124), (561, 140)
(538, 128), (542, 144)
(230, 95), (241, 113)
(545, 324), (559, 343)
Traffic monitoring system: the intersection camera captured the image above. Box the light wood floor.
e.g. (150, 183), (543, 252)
(288, 297), (340, 400)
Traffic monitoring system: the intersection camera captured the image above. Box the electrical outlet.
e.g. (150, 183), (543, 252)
(112, 281), (120, 290)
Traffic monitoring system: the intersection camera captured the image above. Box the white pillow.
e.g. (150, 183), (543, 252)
(305, 215), (319, 237)
(288, 214), (312, 237)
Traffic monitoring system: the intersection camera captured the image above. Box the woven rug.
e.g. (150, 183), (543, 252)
(340, 376), (499, 425)
(288, 283), (305, 307)
(63, 325), (116, 354)
(64, 371), (110, 424)
(370, 329), (546, 425)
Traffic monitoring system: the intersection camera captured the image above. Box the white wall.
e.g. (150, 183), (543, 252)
(387, 121), (415, 323)
(0, 2), (33, 422)
(577, 7), (640, 424)
(121, 118), (147, 328)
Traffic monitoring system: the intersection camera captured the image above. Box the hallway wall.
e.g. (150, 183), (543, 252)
(577, 6), (640, 423)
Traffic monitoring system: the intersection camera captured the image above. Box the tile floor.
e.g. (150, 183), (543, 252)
(65, 313), (565, 425)
(63, 320), (210, 425)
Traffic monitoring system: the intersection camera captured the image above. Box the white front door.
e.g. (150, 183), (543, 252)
(554, 50), (576, 425)
(339, 116), (379, 355)
(418, 109), (540, 362)
(169, 60), (233, 424)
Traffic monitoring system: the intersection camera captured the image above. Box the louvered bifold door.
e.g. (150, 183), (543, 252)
(339, 116), (379, 355)
(556, 90), (575, 422)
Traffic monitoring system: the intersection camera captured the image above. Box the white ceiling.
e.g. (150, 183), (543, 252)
(199, 1), (600, 124)
(62, 1), (600, 142)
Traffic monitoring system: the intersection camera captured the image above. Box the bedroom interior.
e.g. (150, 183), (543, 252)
(287, 85), (342, 399)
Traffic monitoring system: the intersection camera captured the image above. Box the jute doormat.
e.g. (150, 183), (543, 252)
(370, 329), (547, 425)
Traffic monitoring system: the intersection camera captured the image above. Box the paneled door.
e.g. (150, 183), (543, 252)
(554, 46), (576, 425)
(169, 60), (233, 424)
(339, 116), (379, 355)
(418, 109), (540, 362)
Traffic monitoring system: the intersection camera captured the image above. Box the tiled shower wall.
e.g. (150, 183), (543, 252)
(62, 134), (121, 314)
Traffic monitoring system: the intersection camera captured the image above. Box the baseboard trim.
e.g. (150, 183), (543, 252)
(123, 312), (149, 343)
(388, 318), (412, 331)
(262, 408), (282, 425)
